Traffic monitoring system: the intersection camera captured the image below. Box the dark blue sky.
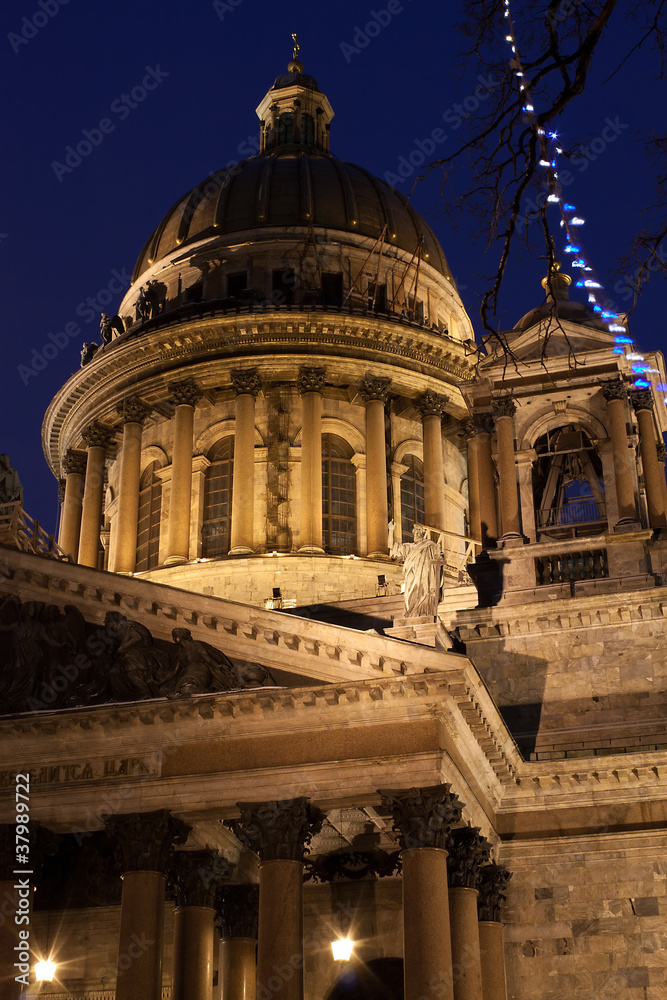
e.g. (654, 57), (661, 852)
(2, 0), (665, 533)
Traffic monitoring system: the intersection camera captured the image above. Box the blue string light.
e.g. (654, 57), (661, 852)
(500, 0), (667, 411)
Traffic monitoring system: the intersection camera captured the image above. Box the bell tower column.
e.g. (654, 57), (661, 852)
(236, 798), (324, 1000)
(631, 389), (667, 528)
(602, 379), (638, 524)
(380, 784), (464, 1000)
(417, 391), (448, 532)
(298, 367), (326, 553)
(59, 449), (87, 559)
(492, 399), (521, 538)
(112, 396), (151, 575)
(359, 375), (391, 558)
(79, 421), (116, 568)
(230, 369), (262, 554)
(164, 379), (203, 566)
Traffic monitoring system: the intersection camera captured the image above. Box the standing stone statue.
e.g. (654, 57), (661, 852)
(0, 455), (23, 508)
(388, 519), (443, 618)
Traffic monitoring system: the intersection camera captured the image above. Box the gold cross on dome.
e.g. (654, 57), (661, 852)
(292, 33), (300, 61)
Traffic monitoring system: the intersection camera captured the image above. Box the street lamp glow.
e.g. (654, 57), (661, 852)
(35, 959), (57, 981)
(331, 937), (354, 961)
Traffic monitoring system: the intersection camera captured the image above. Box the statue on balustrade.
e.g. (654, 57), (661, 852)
(0, 454), (23, 509)
(157, 627), (237, 698)
(388, 519), (443, 618)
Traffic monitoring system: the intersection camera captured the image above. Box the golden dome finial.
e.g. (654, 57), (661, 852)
(288, 32), (303, 73)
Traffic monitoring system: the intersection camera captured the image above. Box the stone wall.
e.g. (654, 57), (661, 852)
(501, 830), (667, 1000)
(454, 586), (667, 757)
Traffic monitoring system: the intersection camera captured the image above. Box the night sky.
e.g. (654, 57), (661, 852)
(2, 0), (665, 535)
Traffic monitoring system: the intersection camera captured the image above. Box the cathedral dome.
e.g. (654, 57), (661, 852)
(132, 152), (452, 282)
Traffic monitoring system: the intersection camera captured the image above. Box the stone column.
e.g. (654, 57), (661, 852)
(658, 443), (667, 513)
(112, 396), (151, 575)
(464, 422), (481, 545)
(79, 422), (116, 568)
(235, 798), (325, 1000)
(215, 884), (259, 1000)
(379, 784), (464, 1000)
(298, 367), (326, 553)
(59, 449), (87, 559)
(473, 416), (498, 549)
(477, 865), (512, 1000)
(359, 374), (391, 558)
(491, 399), (520, 538)
(164, 379), (203, 566)
(602, 379), (638, 523)
(171, 851), (234, 1000)
(447, 827), (491, 1000)
(416, 391), (448, 532)
(631, 390), (667, 528)
(105, 811), (191, 1000)
(516, 449), (538, 543)
(230, 370), (262, 554)
(352, 454), (369, 556)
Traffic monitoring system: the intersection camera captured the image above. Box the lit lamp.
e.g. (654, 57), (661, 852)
(331, 937), (354, 962)
(35, 959), (57, 982)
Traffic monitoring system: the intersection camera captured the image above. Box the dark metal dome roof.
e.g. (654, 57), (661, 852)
(132, 152), (452, 281)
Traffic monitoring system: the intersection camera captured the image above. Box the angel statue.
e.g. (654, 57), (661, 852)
(388, 519), (443, 618)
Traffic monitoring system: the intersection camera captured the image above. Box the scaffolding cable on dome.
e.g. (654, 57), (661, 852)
(389, 238), (424, 315)
(343, 225), (387, 306)
(501, 0), (667, 408)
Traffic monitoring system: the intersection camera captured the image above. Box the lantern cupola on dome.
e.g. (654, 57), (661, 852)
(256, 34), (334, 155)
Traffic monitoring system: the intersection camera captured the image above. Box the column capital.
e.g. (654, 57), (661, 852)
(446, 827), (492, 889)
(168, 377), (204, 407)
(82, 421), (116, 449)
(231, 369), (262, 397)
(297, 366), (326, 394)
(215, 884), (259, 939)
(170, 849), (234, 908)
(234, 797), (325, 862)
(657, 442), (666, 463)
(491, 397), (516, 419)
(415, 390), (447, 418)
(117, 395), (151, 424)
(359, 374), (391, 403)
(378, 783), (464, 850)
(104, 810), (191, 874)
(602, 378), (628, 403)
(630, 388), (654, 413)
(477, 863), (512, 922)
(62, 449), (87, 475)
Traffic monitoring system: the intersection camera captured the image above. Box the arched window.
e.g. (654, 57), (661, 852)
(202, 438), (234, 558)
(400, 454), (425, 541)
(322, 434), (356, 555)
(278, 113), (294, 145)
(533, 425), (606, 536)
(301, 113), (315, 147)
(136, 461), (162, 572)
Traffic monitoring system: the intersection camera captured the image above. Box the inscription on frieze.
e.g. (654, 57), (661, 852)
(0, 754), (158, 788)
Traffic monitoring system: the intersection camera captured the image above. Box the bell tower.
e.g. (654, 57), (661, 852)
(462, 264), (667, 605)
